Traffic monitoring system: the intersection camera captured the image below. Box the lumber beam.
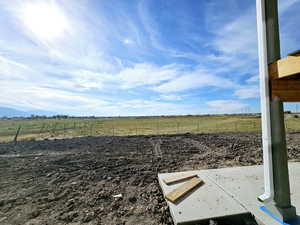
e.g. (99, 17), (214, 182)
(163, 173), (197, 185)
(271, 80), (300, 102)
(268, 54), (300, 80)
(165, 177), (203, 203)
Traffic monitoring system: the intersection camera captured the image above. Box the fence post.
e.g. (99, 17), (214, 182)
(63, 123), (66, 136)
(52, 122), (58, 135)
(13, 125), (21, 143)
(39, 123), (45, 134)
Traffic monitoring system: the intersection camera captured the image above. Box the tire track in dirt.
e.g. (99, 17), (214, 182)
(0, 133), (299, 225)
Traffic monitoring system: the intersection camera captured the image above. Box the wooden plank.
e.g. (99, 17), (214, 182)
(268, 55), (300, 80)
(163, 173), (197, 185)
(271, 80), (300, 89)
(271, 80), (300, 102)
(271, 92), (300, 102)
(165, 177), (203, 203)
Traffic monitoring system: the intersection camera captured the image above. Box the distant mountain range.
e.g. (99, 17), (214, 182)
(0, 106), (55, 117)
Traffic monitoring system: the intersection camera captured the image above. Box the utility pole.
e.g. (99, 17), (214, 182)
(257, 0), (296, 221)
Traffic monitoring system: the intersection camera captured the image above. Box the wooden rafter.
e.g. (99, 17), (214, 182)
(268, 54), (300, 80)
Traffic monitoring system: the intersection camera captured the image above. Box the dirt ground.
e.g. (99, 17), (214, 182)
(1, 132), (300, 225)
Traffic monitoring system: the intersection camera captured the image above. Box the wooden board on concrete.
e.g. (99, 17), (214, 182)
(271, 80), (300, 102)
(158, 171), (248, 224)
(165, 177), (203, 203)
(269, 55), (300, 80)
(163, 173), (197, 185)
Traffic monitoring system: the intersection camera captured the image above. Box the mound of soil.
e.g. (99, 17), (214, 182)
(0, 132), (300, 225)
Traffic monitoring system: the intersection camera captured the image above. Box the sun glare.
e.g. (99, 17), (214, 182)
(21, 3), (69, 40)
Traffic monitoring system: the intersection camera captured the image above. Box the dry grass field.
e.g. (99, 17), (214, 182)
(1, 114), (300, 142)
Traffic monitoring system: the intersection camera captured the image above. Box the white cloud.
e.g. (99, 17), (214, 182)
(0, 55), (35, 80)
(159, 94), (182, 101)
(0, 80), (109, 112)
(246, 75), (259, 83)
(207, 100), (248, 114)
(68, 70), (116, 91)
(153, 67), (236, 93)
(0, 55), (203, 116)
(207, 0), (300, 75)
(234, 86), (260, 99)
(0, 79), (203, 116)
(112, 99), (201, 116)
(118, 63), (180, 89)
(137, 0), (179, 55)
(207, 8), (259, 79)
(279, 0), (300, 13)
(0, 56), (112, 92)
(213, 11), (257, 57)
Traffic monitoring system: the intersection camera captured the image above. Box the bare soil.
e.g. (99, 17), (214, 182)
(1, 132), (300, 225)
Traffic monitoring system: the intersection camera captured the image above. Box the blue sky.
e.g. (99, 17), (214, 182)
(0, 0), (299, 116)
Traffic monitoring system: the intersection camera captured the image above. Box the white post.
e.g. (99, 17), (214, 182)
(256, 0), (274, 202)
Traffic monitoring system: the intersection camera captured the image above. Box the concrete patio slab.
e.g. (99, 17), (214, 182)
(158, 162), (300, 225)
(158, 171), (248, 225)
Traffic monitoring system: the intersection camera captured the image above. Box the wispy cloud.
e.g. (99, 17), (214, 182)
(118, 63), (180, 89)
(279, 0), (300, 13)
(234, 86), (260, 99)
(153, 67), (236, 93)
(0, 80), (109, 112)
(207, 100), (248, 114)
(159, 94), (183, 101)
